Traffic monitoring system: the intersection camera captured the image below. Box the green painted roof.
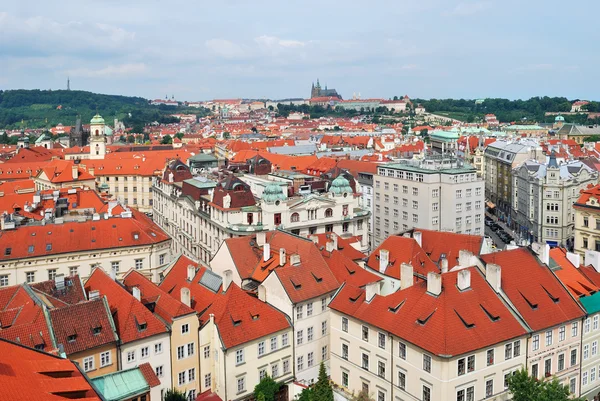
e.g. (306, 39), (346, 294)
(555, 115), (565, 122)
(263, 183), (287, 203)
(183, 178), (217, 189)
(430, 131), (460, 140)
(502, 124), (544, 131)
(329, 175), (353, 195)
(91, 113), (105, 125)
(92, 368), (149, 401)
(190, 153), (218, 162)
(580, 292), (600, 315)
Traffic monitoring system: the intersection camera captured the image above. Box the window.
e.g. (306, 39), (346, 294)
(204, 346), (210, 359)
(403, 211), (408, 220)
(48, 269), (57, 281)
(322, 345), (327, 361)
(282, 333), (289, 347)
(307, 327), (313, 341)
(485, 379), (493, 398)
(0, 275), (8, 287)
(159, 254), (166, 264)
(412, 187), (418, 196)
(135, 259), (143, 270)
(467, 355), (475, 373)
(297, 305), (303, 320)
(546, 330), (553, 346)
(423, 354), (431, 373)
(237, 377), (245, 393)
(572, 322), (579, 337)
(26, 271), (35, 283)
(272, 363), (279, 378)
(188, 368), (196, 382)
(182, 323), (189, 335)
(593, 340), (598, 356)
(558, 353), (565, 371)
(487, 349), (494, 366)
(423, 385), (431, 401)
(378, 332), (386, 349)
(258, 341), (265, 356)
(378, 390), (385, 401)
(456, 190), (462, 199)
(458, 358), (465, 376)
(570, 378), (576, 394)
(100, 351), (111, 367)
(69, 266), (78, 276)
(155, 343), (163, 354)
(283, 359), (290, 374)
(322, 297), (327, 312)
(412, 200), (418, 209)
(532, 363), (538, 379)
(378, 361), (386, 377)
(83, 356), (94, 372)
(321, 321), (327, 336)
(270, 337), (278, 351)
(432, 216), (438, 225)
(342, 371), (349, 387)
(399, 342), (406, 359)
(513, 340), (520, 357)
(585, 318), (591, 333)
(307, 302), (313, 316)
(308, 352), (314, 368)
(432, 189), (439, 198)
(476, 187), (482, 196)
(155, 366), (163, 378)
(571, 349), (577, 366)
(236, 349), (244, 365)
(127, 351), (135, 363)
(505, 343), (512, 360)
(398, 371), (406, 390)
(595, 316), (599, 331)
(342, 344), (349, 360)
(111, 261), (120, 274)
(402, 185), (408, 194)
(259, 369), (267, 381)
(362, 353), (369, 370)
(475, 200), (482, 210)
(544, 359), (551, 376)
(297, 330), (303, 345)
(362, 326), (369, 341)
(177, 345), (185, 360)
(297, 356), (304, 371)
(592, 367), (597, 382)
(141, 346), (149, 358)
(583, 371), (589, 386)
(204, 373), (212, 388)
(584, 344), (590, 360)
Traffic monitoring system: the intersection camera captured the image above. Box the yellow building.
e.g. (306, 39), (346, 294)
(574, 184), (600, 256)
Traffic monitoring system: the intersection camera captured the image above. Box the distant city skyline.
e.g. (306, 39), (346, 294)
(1, 0), (599, 101)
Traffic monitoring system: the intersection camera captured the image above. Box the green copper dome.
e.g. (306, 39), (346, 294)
(555, 115), (565, 122)
(91, 113), (105, 125)
(263, 183), (287, 203)
(329, 175), (353, 195)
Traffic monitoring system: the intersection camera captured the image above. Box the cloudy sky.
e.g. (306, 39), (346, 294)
(1, 0), (598, 101)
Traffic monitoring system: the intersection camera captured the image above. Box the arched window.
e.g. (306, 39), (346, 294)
(325, 208), (333, 218)
(291, 212), (300, 223)
(95, 129), (99, 136)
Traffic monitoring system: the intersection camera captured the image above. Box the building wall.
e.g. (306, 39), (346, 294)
(170, 314), (202, 397)
(97, 175), (154, 213)
(72, 342), (118, 378)
(574, 206), (600, 257)
(580, 314), (600, 399)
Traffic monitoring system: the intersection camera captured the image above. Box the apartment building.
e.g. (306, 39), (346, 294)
(123, 270), (201, 398)
(481, 246), (586, 394)
(159, 256), (294, 401)
(574, 185), (600, 257)
(373, 156), (484, 247)
(0, 188), (172, 286)
(329, 267), (529, 401)
(484, 139), (542, 224)
(513, 156), (596, 246)
(85, 268), (173, 399)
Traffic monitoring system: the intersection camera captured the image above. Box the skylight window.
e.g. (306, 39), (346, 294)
(4, 248), (11, 256)
(46, 243), (52, 251)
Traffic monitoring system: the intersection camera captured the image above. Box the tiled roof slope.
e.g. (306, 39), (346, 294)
(323, 250), (381, 288)
(31, 275), (87, 307)
(366, 236), (438, 279)
(482, 248), (585, 331)
(0, 338), (103, 401)
(85, 268), (168, 344)
(416, 229), (483, 264)
(329, 267), (528, 357)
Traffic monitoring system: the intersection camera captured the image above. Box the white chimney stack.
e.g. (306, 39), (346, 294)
(326, 241), (335, 253)
(365, 281), (380, 302)
(279, 248), (286, 266)
(458, 250), (475, 268)
(187, 265), (195, 281)
(400, 263), (413, 289)
(566, 252), (581, 268)
(413, 231), (422, 247)
(532, 242), (550, 265)
(309, 235), (319, 244)
(585, 250), (600, 272)
(263, 243), (271, 262)
(427, 272), (442, 296)
(258, 284), (267, 302)
(486, 263), (502, 292)
(440, 258), (448, 273)
(332, 234), (338, 250)
(256, 232), (266, 246)
(181, 287), (191, 307)
(223, 270), (233, 291)
(291, 254), (301, 266)
(71, 165), (78, 180)
(88, 290), (100, 300)
(379, 249), (390, 274)
(132, 286), (141, 301)
(457, 269), (471, 291)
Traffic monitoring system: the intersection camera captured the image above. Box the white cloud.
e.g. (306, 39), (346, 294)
(67, 63), (147, 78)
(205, 39), (247, 59)
(255, 35), (305, 48)
(446, 1), (491, 16)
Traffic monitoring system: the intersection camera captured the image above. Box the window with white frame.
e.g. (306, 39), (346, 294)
(378, 332), (386, 349)
(135, 259), (143, 270)
(307, 327), (314, 341)
(272, 363), (279, 378)
(155, 366), (163, 378)
(398, 371), (406, 390)
(362, 326), (369, 341)
(572, 322), (579, 337)
(486, 349), (494, 366)
(204, 373), (211, 388)
(204, 346), (210, 359)
(127, 351), (135, 363)
(100, 351), (111, 367)
(297, 330), (303, 345)
(308, 352), (314, 368)
(399, 342), (406, 359)
(559, 326), (565, 341)
(342, 343), (349, 360)
(533, 334), (539, 350)
(297, 355), (304, 371)
(237, 377), (246, 393)
(296, 305), (303, 320)
(155, 342), (162, 354)
(236, 349), (244, 365)
(422, 385), (431, 401)
(188, 368), (195, 382)
(545, 330), (553, 346)
(485, 379), (493, 398)
(181, 323), (189, 334)
(342, 371), (349, 387)
(585, 318), (591, 333)
(361, 353), (369, 370)
(258, 341), (265, 356)
(282, 333), (289, 347)
(307, 302), (313, 316)
(322, 297), (327, 312)
(322, 345), (327, 361)
(423, 354), (431, 373)
(83, 356), (94, 372)
(177, 345), (185, 360)
(259, 369), (267, 381)
(178, 372), (186, 386)
(378, 360), (385, 378)
(141, 346), (149, 358)
(270, 337), (278, 351)
(283, 359), (290, 374)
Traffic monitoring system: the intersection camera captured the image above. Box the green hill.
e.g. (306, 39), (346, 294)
(0, 89), (209, 130)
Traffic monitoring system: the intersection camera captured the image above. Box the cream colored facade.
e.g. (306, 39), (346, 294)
(74, 342), (119, 378)
(34, 169), (97, 191)
(0, 240), (172, 287)
(199, 314), (294, 401)
(574, 198), (600, 257)
(170, 314), (202, 397)
(580, 314), (600, 399)
(329, 309), (527, 401)
(95, 174), (155, 213)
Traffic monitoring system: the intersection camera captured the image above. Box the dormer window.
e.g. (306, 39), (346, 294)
(67, 334), (77, 343)
(92, 326), (102, 335)
(4, 248), (11, 256)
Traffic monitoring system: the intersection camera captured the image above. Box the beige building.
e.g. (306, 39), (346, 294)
(574, 185), (600, 256)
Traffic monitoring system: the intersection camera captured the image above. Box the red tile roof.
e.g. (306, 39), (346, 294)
(329, 267), (528, 356)
(550, 248), (600, 298)
(49, 298), (118, 355)
(481, 248), (585, 331)
(85, 268), (168, 344)
(30, 275), (87, 307)
(416, 229), (484, 265)
(139, 362), (161, 388)
(310, 233), (366, 261)
(0, 338), (103, 401)
(323, 250), (381, 288)
(37, 159), (96, 184)
(366, 235), (439, 280)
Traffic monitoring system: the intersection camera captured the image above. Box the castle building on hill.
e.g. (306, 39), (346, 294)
(311, 79), (342, 99)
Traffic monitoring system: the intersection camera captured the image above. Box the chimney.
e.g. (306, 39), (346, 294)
(223, 270), (233, 291)
(486, 263), (502, 292)
(326, 241), (335, 253)
(263, 243), (271, 262)
(88, 290), (100, 300)
(365, 281), (380, 302)
(279, 248), (286, 266)
(258, 284), (267, 302)
(181, 287), (191, 307)
(440, 258), (448, 273)
(585, 250), (600, 272)
(89, 166), (95, 176)
(458, 250), (475, 267)
(309, 235), (319, 244)
(413, 231), (422, 247)
(110, 267), (117, 281)
(256, 232), (266, 246)
(457, 269), (471, 291)
(332, 234), (338, 250)
(379, 249), (389, 273)
(400, 263), (413, 289)
(71, 165), (78, 180)
(427, 272), (442, 296)
(532, 242), (550, 265)
(187, 265), (195, 281)
(291, 254), (301, 266)
(566, 252), (581, 268)
(132, 286), (141, 301)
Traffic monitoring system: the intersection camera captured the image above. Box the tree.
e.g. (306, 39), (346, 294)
(254, 375), (280, 401)
(313, 362), (333, 401)
(507, 369), (583, 401)
(297, 387), (313, 401)
(351, 389), (373, 401)
(161, 134), (173, 144)
(127, 135), (135, 143)
(175, 132), (184, 140)
(223, 131), (231, 139)
(163, 389), (187, 401)
(257, 392), (266, 401)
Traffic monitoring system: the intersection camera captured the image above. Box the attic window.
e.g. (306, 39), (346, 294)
(4, 248), (11, 256)
(138, 322), (147, 331)
(150, 232), (156, 237)
(67, 334), (77, 343)
(455, 310), (475, 329)
(28, 245), (34, 253)
(91, 226), (96, 230)
(481, 305), (500, 322)
(251, 313), (259, 320)
(388, 300), (405, 313)
(519, 291), (538, 310)
(46, 243), (52, 251)
(345, 265), (356, 275)
(349, 293), (361, 303)
(92, 326), (102, 335)
(133, 234), (139, 240)
(312, 272), (323, 283)
(290, 278), (302, 290)
(231, 315), (242, 326)
(416, 309), (436, 326)
(31, 233), (36, 236)
(541, 285), (560, 303)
